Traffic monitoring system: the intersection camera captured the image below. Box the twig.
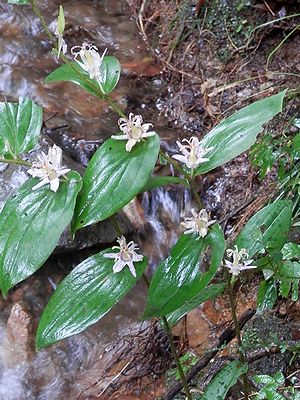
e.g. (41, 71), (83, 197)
(164, 309), (256, 400)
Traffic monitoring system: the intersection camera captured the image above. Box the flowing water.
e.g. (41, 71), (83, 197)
(0, 2), (196, 398)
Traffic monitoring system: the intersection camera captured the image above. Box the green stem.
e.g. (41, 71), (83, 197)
(141, 274), (192, 399)
(30, 0), (54, 43)
(190, 177), (203, 209)
(162, 316), (193, 400)
(226, 271), (249, 400)
(105, 95), (127, 118)
(0, 157), (31, 167)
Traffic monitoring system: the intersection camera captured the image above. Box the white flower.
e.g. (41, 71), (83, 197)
(71, 43), (107, 87)
(27, 145), (71, 192)
(104, 236), (143, 277)
(111, 113), (156, 152)
(224, 245), (256, 276)
(172, 136), (213, 170)
(54, 5), (67, 58)
(181, 209), (215, 237)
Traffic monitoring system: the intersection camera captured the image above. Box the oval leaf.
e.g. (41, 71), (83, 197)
(45, 56), (121, 96)
(143, 224), (225, 319)
(36, 250), (147, 349)
(0, 172), (82, 295)
(195, 91), (286, 174)
(257, 279), (277, 313)
(235, 200), (292, 258)
(8, 0), (30, 3)
(0, 97), (42, 157)
(72, 135), (160, 232)
(201, 360), (247, 400)
(167, 283), (226, 326)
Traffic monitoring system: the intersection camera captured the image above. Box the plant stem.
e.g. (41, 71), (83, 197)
(30, 0), (54, 43)
(141, 274), (192, 399)
(0, 158), (31, 167)
(226, 271), (249, 400)
(190, 177), (203, 209)
(161, 316), (193, 400)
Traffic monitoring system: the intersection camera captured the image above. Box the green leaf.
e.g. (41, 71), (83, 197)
(235, 200), (292, 258)
(45, 57), (121, 96)
(167, 283), (226, 326)
(141, 176), (189, 193)
(280, 261), (300, 279)
(281, 242), (300, 260)
(8, 0), (29, 3)
(57, 5), (65, 35)
(100, 56), (122, 94)
(0, 98), (42, 157)
(35, 250), (147, 349)
(200, 360), (247, 400)
(143, 224), (225, 319)
(195, 91), (286, 175)
(292, 133), (300, 151)
(257, 279), (277, 313)
(72, 135), (160, 232)
(0, 172), (82, 296)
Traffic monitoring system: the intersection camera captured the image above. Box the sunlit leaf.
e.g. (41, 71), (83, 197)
(195, 91), (286, 175)
(235, 200), (292, 258)
(36, 250), (147, 349)
(200, 360), (247, 400)
(143, 224), (225, 318)
(72, 135), (160, 232)
(45, 57), (121, 96)
(167, 283), (225, 326)
(0, 172), (82, 296)
(257, 279), (277, 313)
(0, 97), (42, 157)
(8, 0), (30, 4)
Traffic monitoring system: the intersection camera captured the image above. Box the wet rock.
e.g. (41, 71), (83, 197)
(6, 302), (34, 363)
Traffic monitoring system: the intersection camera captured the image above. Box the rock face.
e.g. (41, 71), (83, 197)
(0, 139), (134, 251)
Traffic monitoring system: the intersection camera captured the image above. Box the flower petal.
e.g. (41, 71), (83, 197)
(125, 139), (137, 152)
(127, 261), (137, 277)
(113, 259), (125, 274)
(50, 178), (60, 192)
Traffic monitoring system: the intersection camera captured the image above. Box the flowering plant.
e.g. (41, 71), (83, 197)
(0, 2), (295, 399)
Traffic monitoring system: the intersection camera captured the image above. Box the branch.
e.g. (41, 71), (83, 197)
(164, 308), (256, 400)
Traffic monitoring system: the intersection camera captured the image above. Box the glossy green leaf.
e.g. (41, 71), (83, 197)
(167, 283), (225, 326)
(281, 242), (300, 260)
(195, 91), (286, 175)
(143, 224), (225, 318)
(45, 57), (121, 96)
(0, 98), (42, 157)
(141, 176), (189, 193)
(36, 250), (147, 349)
(235, 200), (292, 258)
(279, 277), (292, 298)
(200, 360), (247, 400)
(292, 279), (299, 301)
(280, 261), (300, 278)
(72, 135), (160, 232)
(0, 172), (82, 296)
(8, 0), (29, 3)
(257, 279), (277, 313)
